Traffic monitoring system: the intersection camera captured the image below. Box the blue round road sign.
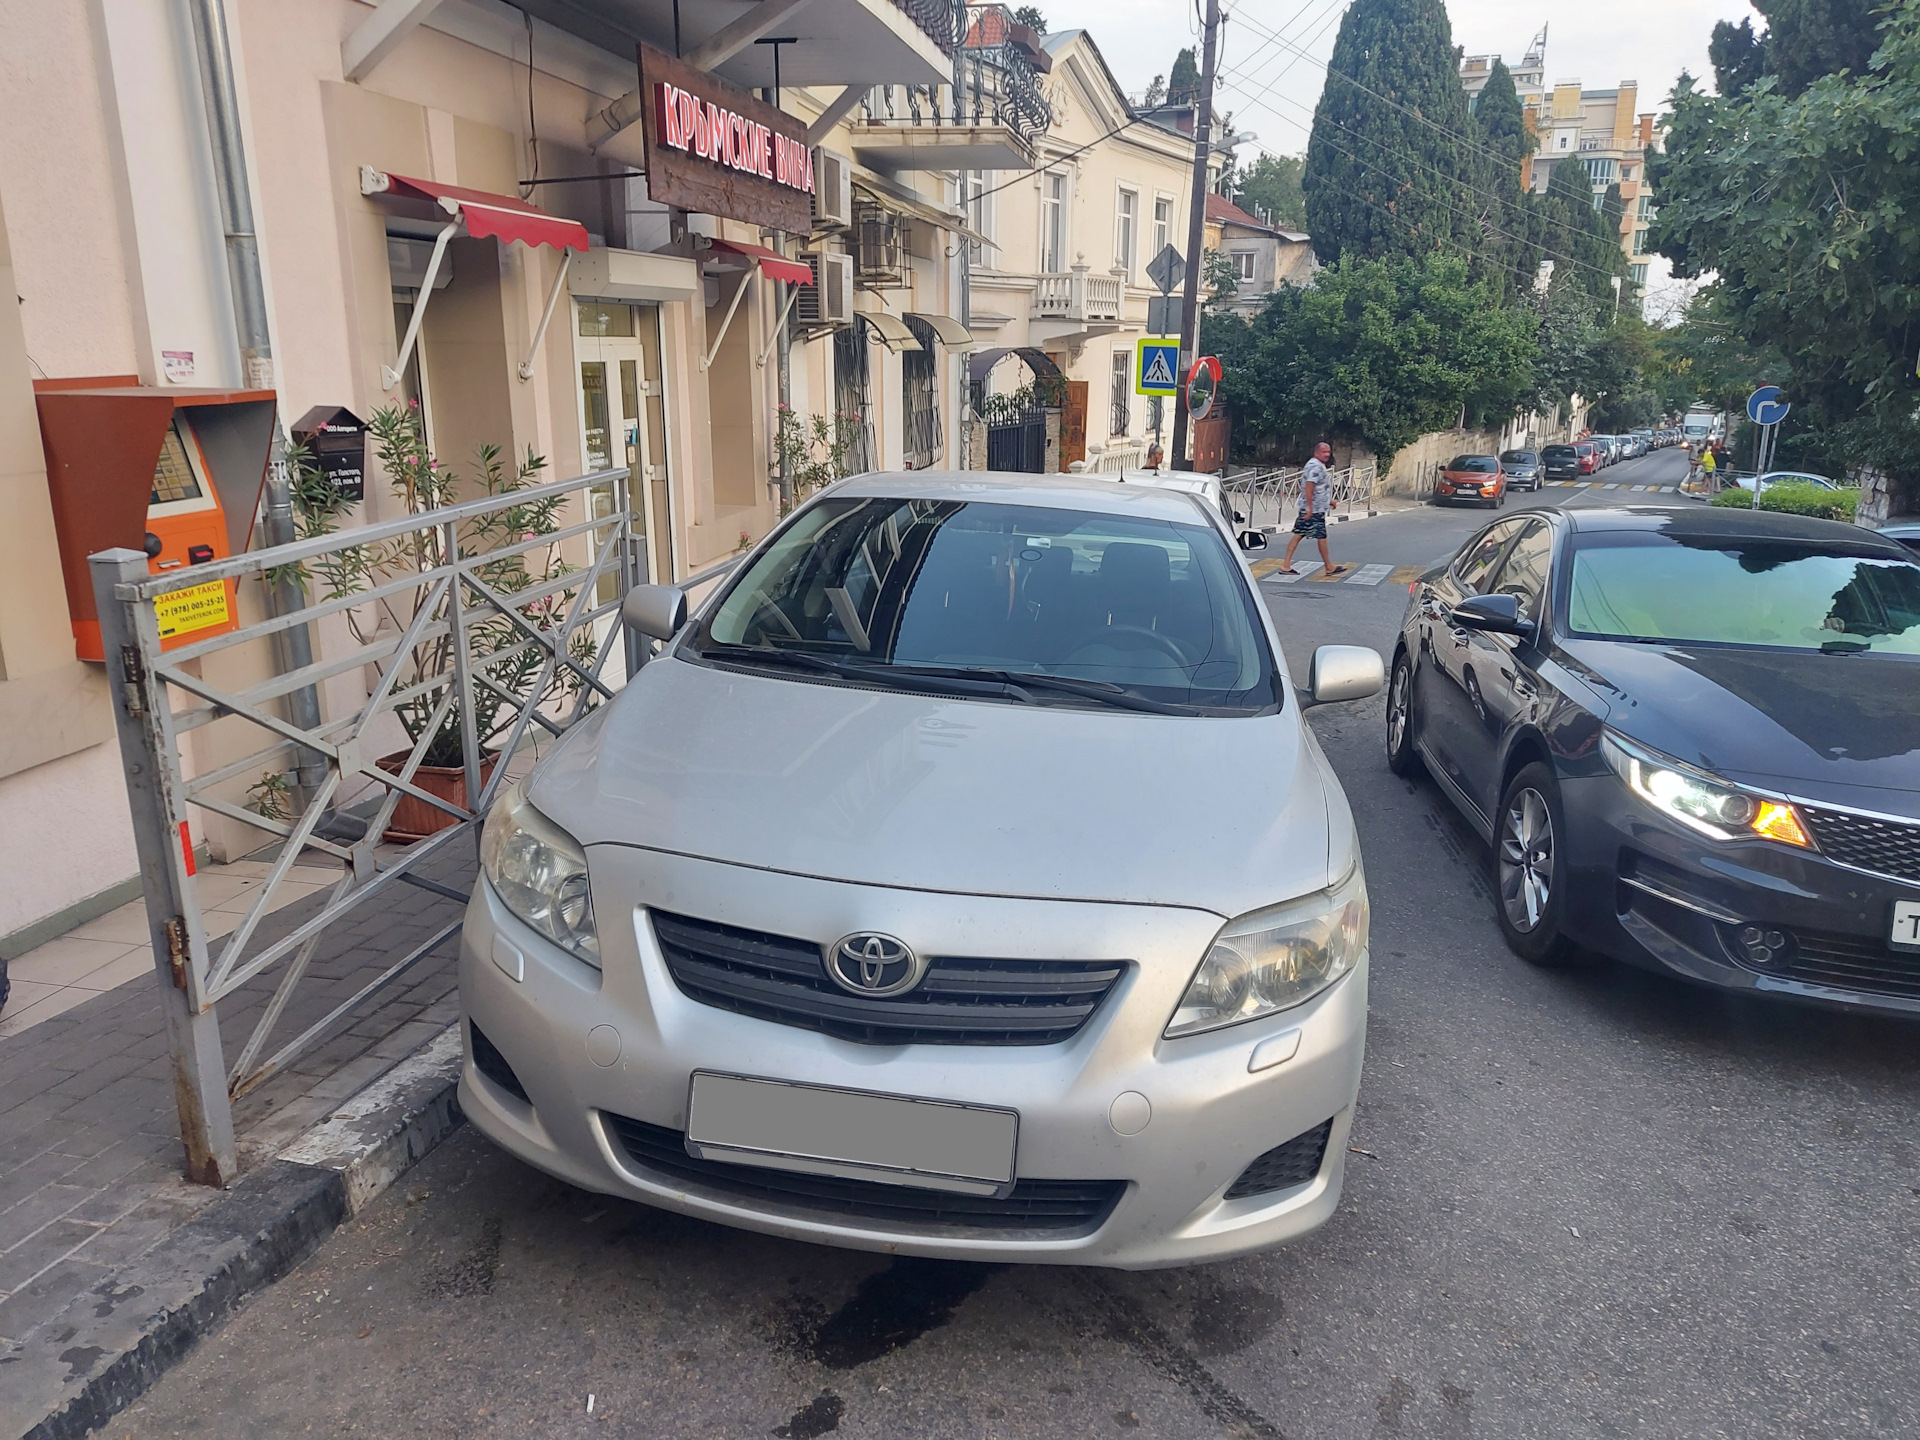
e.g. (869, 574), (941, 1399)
(1747, 385), (1790, 426)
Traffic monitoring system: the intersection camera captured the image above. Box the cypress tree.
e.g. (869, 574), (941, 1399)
(1541, 158), (1625, 305)
(1472, 59), (1535, 297)
(1302, 0), (1475, 265)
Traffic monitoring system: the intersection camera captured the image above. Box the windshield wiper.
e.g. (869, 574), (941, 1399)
(699, 645), (1040, 702)
(1820, 637), (1871, 654)
(891, 664), (1198, 715)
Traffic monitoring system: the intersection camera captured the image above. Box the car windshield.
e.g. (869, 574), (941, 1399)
(691, 495), (1281, 713)
(1501, 451), (1538, 465)
(1452, 456), (1498, 472)
(1566, 535), (1920, 654)
(1542, 446), (1575, 459)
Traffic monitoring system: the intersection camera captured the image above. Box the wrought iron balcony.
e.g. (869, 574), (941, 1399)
(849, 4), (1054, 171)
(892, 0), (959, 53)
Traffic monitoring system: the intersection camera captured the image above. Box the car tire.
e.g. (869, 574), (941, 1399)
(1385, 651), (1422, 778)
(1494, 762), (1581, 967)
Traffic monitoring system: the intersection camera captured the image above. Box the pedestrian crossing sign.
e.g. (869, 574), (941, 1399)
(1136, 338), (1179, 396)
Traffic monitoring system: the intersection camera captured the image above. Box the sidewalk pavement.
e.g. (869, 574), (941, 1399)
(0, 841), (479, 1438)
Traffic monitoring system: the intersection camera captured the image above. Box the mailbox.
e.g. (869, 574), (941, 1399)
(290, 404), (366, 503)
(36, 377), (276, 660)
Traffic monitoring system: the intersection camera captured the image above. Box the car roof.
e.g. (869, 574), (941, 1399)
(1564, 504), (1914, 553)
(825, 469), (1208, 523)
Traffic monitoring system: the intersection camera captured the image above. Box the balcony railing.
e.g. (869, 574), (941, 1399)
(858, 4), (1052, 157)
(1033, 265), (1122, 323)
(892, 0), (959, 54)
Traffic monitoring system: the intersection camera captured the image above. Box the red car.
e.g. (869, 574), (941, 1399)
(1435, 454), (1507, 508)
(1574, 442), (1601, 475)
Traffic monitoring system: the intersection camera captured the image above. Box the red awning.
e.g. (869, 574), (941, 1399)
(703, 237), (813, 286)
(367, 172), (589, 251)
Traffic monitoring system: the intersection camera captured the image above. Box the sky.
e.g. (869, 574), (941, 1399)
(1039, 0), (1760, 313)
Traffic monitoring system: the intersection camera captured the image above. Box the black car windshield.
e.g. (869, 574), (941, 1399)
(1501, 450), (1538, 465)
(690, 496), (1281, 713)
(1452, 456), (1499, 472)
(1566, 535), (1920, 654)
(1542, 446), (1576, 459)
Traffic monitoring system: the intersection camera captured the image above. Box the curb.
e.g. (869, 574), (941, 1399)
(15, 1028), (464, 1440)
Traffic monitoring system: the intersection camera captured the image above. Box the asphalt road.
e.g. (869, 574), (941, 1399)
(122, 446), (1920, 1440)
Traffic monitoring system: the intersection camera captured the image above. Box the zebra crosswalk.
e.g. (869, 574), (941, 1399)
(1546, 481), (1679, 491)
(1253, 559), (1426, 587)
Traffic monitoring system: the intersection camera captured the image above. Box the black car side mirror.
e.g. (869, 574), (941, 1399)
(1238, 530), (1268, 552)
(1449, 592), (1534, 637)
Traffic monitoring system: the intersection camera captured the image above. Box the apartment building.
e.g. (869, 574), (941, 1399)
(1459, 34), (1659, 292)
(0, 0), (974, 954)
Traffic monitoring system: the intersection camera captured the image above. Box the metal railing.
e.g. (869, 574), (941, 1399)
(1224, 462), (1378, 529)
(858, 6), (1052, 160)
(91, 467), (638, 1184)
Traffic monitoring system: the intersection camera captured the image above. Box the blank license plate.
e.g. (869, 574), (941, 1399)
(1893, 901), (1920, 953)
(685, 1072), (1018, 1196)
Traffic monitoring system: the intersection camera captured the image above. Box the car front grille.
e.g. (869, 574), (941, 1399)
(1224, 1119), (1335, 1200)
(1726, 925), (1920, 1001)
(603, 1113), (1125, 1235)
(1800, 805), (1920, 885)
(650, 911), (1125, 1046)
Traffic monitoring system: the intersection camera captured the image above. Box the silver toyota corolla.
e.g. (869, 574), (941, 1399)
(458, 472), (1381, 1268)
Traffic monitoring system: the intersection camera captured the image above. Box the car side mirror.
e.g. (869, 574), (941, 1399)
(1449, 592), (1533, 637)
(1301, 645), (1384, 707)
(622, 583), (687, 641)
(1238, 530), (1268, 552)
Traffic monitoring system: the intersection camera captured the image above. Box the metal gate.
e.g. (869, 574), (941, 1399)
(91, 466), (639, 1184)
(985, 410), (1047, 472)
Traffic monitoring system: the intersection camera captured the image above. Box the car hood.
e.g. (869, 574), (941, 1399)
(528, 656), (1338, 916)
(1562, 638), (1920, 816)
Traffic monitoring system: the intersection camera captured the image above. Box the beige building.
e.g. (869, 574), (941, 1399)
(1460, 33), (1659, 293)
(957, 29), (1210, 470)
(0, 0), (988, 954)
(1203, 193), (1317, 318)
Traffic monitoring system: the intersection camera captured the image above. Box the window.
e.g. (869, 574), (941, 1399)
(901, 317), (942, 470)
(1557, 134), (1569, 150)
(1629, 263), (1649, 287)
(1115, 188), (1137, 278)
(1110, 348), (1131, 437)
(1041, 172), (1067, 272)
(1637, 195), (1652, 221)
(1153, 195), (1172, 263)
(1453, 520), (1524, 593)
(1631, 228), (1647, 255)
(964, 171), (994, 264)
(1565, 536), (1920, 653)
(695, 497), (1281, 711)
(1582, 156), (1616, 186)
(1231, 250), (1256, 281)
(832, 326), (875, 475)
(1621, 164), (1634, 180)
(1488, 521), (1552, 623)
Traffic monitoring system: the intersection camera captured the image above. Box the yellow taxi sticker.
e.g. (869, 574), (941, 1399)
(154, 578), (230, 639)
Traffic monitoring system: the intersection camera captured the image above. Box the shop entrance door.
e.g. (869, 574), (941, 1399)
(575, 300), (674, 584)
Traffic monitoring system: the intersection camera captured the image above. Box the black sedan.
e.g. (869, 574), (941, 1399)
(1385, 506), (1920, 1016)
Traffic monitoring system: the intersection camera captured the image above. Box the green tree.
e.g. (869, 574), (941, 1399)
(1648, 0), (1920, 500)
(1302, 0), (1475, 265)
(1540, 157), (1626, 304)
(1169, 47), (1199, 105)
(1471, 58), (1536, 298)
(1709, 18), (1767, 97)
(1231, 153), (1307, 229)
(1205, 252), (1536, 458)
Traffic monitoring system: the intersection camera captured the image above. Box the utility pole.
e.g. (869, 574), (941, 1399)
(1171, 0), (1220, 471)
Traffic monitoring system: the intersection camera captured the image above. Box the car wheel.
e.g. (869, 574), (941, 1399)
(1385, 651), (1422, 777)
(1494, 763), (1580, 967)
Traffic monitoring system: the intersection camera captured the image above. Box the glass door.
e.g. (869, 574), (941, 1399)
(575, 301), (673, 585)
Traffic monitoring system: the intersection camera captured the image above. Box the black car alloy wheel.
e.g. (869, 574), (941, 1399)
(1495, 762), (1578, 966)
(1385, 653), (1420, 776)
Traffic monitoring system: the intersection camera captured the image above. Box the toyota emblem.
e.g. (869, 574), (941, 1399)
(826, 932), (925, 997)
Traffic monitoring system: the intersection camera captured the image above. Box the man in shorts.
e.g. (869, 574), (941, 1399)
(1278, 440), (1346, 576)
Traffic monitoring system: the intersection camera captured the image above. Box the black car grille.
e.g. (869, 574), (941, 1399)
(604, 1114), (1125, 1234)
(469, 1021), (530, 1104)
(1727, 926), (1920, 1001)
(1224, 1119), (1335, 1200)
(1801, 806), (1920, 885)
(650, 911), (1125, 1046)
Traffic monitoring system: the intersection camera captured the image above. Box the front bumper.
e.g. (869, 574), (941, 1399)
(457, 847), (1368, 1268)
(1557, 773), (1920, 1018)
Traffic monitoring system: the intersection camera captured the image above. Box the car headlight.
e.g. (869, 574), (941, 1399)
(479, 778), (601, 964)
(1600, 731), (1813, 848)
(1166, 865), (1368, 1038)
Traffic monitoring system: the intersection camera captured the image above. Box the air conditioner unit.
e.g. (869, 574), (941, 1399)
(794, 252), (855, 328)
(813, 147), (853, 230)
(852, 201), (907, 289)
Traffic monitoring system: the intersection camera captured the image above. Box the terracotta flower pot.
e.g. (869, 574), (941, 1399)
(375, 749), (500, 843)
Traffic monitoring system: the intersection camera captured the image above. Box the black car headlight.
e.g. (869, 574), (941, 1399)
(1600, 731), (1814, 849)
(1166, 865), (1368, 1037)
(480, 778), (601, 964)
